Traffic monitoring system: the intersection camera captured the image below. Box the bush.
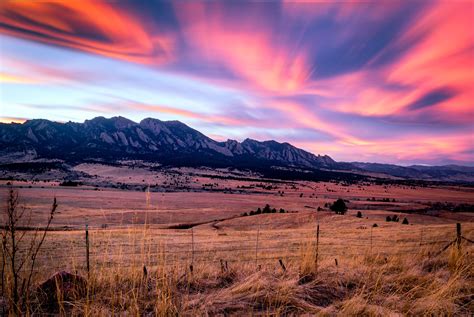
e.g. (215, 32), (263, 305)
(356, 211), (363, 218)
(263, 204), (271, 213)
(402, 217), (409, 225)
(247, 205), (286, 216)
(373, 223), (378, 227)
(59, 180), (80, 187)
(386, 216), (392, 222)
(1, 187), (57, 314)
(330, 198), (348, 215)
(391, 215), (399, 222)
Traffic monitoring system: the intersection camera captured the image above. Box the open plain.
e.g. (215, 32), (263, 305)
(1, 168), (473, 315)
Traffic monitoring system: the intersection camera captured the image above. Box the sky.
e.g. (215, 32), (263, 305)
(0, 1), (473, 166)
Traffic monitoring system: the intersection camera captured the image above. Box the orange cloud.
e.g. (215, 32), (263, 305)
(0, 117), (27, 124)
(0, 0), (174, 65)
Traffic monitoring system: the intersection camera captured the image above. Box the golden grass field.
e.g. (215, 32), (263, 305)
(1, 178), (473, 315)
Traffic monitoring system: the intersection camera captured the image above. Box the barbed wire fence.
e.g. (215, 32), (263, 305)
(13, 220), (473, 277)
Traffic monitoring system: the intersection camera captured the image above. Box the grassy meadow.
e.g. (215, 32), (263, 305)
(1, 179), (473, 315)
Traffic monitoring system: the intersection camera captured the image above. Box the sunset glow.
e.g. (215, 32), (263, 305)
(0, 1), (472, 165)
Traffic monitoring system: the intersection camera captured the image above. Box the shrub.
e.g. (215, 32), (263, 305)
(330, 198), (348, 215)
(1, 187), (57, 314)
(373, 223), (378, 227)
(356, 211), (363, 218)
(279, 208), (285, 213)
(402, 218), (409, 225)
(391, 215), (399, 222)
(59, 180), (80, 187)
(263, 204), (271, 213)
(386, 216), (392, 222)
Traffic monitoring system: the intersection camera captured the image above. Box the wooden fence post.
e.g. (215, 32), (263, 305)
(420, 227), (424, 246)
(255, 225), (260, 269)
(255, 225), (260, 268)
(85, 224), (90, 275)
(370, 226), (373, 255)
(456, 223), (461, 251)
(278, 259), (286, 272)
(190, 227), (195, 273)
(315, 223), (320, 272)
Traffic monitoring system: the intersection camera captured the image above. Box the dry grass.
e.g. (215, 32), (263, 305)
(1, 183), (473, 315)
(1, 221), (472, 316)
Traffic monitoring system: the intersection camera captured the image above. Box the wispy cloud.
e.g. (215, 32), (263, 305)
(0, 0), (175, 64)
(0, 0), (472, 165)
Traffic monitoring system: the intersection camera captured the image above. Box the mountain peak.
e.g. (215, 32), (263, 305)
(1, 116), (473, 181)
(0, 115), (335, 169)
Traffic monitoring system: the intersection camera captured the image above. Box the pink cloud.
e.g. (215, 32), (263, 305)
(0, 0), (175, 65)
(174, 2), (311, 94)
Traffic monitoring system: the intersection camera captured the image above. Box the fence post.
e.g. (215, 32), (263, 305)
(456, 223), (461, 251)
(190, 227), (195, 273)
(315, 223), (320, 272)
(420, 227), (424, 246)
(315, 208), (320, 272)
(278, 259), (286, 272)
(370, 226), (373, 255)
(255, 225), (260, 268)
(85, 224), (90, 275)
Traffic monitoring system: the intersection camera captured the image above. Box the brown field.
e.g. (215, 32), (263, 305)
(1, 177), (473, 315)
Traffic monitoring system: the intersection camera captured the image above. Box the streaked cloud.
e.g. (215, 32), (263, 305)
(0, 0), (472, 165)
(0, 0), (174, 64)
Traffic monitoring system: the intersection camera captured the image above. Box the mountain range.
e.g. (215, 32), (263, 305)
(1, 116), (473, 182)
